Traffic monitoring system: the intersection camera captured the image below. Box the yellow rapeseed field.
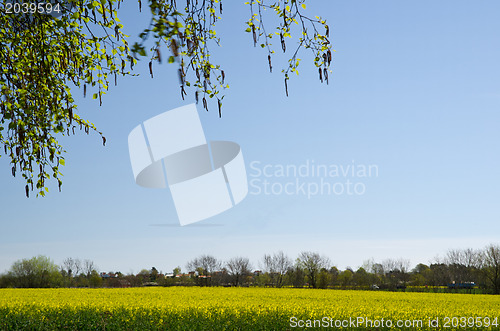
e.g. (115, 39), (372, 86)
(0, 287), (499, 330)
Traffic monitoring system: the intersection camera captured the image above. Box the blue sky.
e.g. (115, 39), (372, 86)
(1, 1), (499, 274)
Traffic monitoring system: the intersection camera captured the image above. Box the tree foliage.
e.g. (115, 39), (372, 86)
(0, 0), (132, 197)
(244, 0), (332, 93)
(7, 255), (62, 288)
(0, 0), (332, 197)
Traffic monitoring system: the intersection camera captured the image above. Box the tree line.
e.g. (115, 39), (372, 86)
(1, 243), (499, 294)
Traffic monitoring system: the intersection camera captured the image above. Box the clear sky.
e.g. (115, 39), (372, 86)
(1, 0), (499, 275)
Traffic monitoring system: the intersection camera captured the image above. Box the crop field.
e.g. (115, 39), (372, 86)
(0, 287), (499, 330)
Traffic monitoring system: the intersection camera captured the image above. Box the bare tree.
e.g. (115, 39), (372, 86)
(186, 255), (222, 276)
(261, 251), (292, 288)
(480, 244), (500, 294)
(381, 259), (397, 275)
(395, 258), (411, 286)
(73, 258), (82, 276)
(462, 248), (482, 269)
(446, 249), (462, 265)
(62, 257), (84, 277)
(83, 259), (96, 278)
(382, 258), (411, 287)
(297, 251), (330, 288)
(446, 248), (482, 268)
(226, 257), (252, 287)
(62, 257), (75, 277)
(397, 259), (411, 273)
(445, 248), (481, 284)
